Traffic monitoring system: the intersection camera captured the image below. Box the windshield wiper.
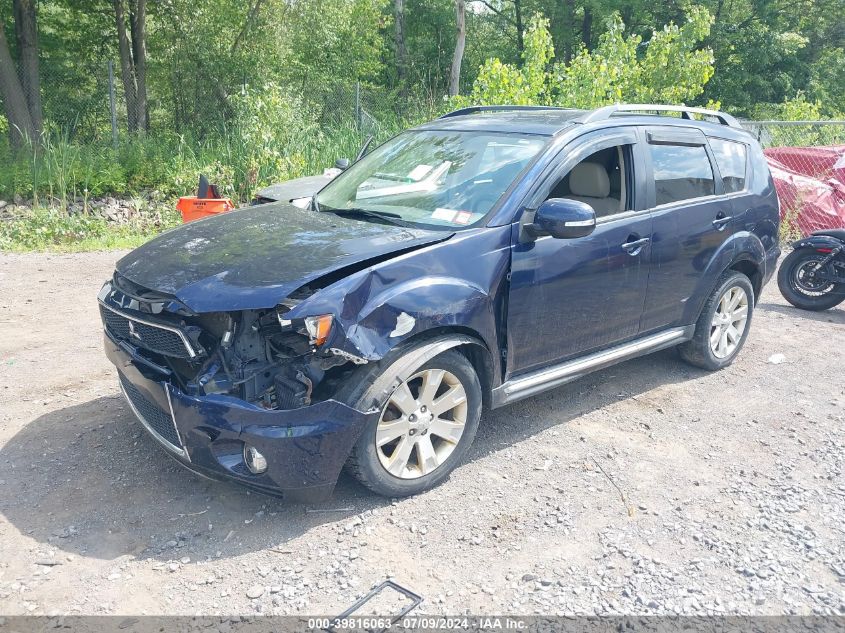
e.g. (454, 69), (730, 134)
(320, 206), (413, 227)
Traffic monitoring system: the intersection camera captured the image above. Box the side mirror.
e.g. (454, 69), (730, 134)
(335, 158), (351, 171)
(527, 198), (596, 239)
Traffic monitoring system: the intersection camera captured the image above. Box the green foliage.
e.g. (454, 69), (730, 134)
(758, 93), (828, 121)
(0, 207), (180, 252)
(216, 84), (318, 200)
(457, 7), (716, 110)
(2, 0), (843, 252)
(455, 14), (553, 107)
(461, 59), (532, 106)
(755, 93), (845, 147)
(0, 81), (402, 211)
(521, 15), (556, 104)
(284, 0), (390, 85)
(705, 0), (844, 116)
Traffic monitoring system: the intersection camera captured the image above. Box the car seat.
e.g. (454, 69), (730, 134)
(565, 162), (619, 215)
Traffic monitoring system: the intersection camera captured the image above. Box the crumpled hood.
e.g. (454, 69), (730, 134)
(116, 202), (448, 313)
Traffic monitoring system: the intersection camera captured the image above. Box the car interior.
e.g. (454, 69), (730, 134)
(352, 136), (546, 219)
(548, 146), (630, 217)
(649, 143), (716, 205)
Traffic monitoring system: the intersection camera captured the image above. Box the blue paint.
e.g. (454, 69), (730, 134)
(102, 108), (781, 499)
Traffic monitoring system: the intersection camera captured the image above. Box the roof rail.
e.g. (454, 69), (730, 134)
(579, 104), (741, 128)
(439, 105), (578, 119)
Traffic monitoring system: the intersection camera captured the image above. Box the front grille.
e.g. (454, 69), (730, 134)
(100, 304), (195, 359)
(119, 373), (183, 451)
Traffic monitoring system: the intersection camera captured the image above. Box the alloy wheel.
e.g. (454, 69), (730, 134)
(710, 285), (749, 359)
(792, 257), (835, 296)
(375, 368), (468, 479)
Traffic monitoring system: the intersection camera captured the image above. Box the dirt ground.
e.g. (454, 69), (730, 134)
(0, 251), (843, 617)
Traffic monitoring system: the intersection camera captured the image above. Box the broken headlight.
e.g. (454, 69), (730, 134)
(304, 314), (333, 347)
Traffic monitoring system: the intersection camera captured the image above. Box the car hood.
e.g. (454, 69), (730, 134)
(116, 202), (449, 313)
(253, 175), (334, 202)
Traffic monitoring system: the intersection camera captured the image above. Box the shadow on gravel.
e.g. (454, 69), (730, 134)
(0, 349), (699, 562)
(756, 301), (845, 324)
(469, 348), (704, 460)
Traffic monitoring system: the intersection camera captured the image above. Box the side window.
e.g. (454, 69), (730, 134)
(649, 143), (715, 206)
(709, 138), (747, 193)
(545, 145), (632, 218)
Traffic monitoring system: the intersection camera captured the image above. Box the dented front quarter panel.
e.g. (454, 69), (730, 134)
(286, 226), (513, 384)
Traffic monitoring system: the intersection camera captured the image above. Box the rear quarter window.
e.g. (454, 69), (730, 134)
(708, 138), (748, 193)
(649, 144), (715, 206)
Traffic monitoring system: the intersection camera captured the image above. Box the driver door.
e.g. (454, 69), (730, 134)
(506, 129), (653, 375)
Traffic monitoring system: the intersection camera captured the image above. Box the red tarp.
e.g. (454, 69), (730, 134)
(764, 145), (845, 236)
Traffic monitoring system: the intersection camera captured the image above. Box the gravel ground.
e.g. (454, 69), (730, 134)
(0, 251), (843, 617)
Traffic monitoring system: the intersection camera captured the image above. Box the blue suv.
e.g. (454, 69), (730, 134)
(98, 104), (780, 499)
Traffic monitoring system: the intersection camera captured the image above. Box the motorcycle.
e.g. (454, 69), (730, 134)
(778, 229), (845, 311)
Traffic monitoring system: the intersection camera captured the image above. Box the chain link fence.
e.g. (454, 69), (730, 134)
(3, 59), (845, 240)
(740, 121), (845, 239)
(5, 56), (845, 151)
(1, 57), (413, 145)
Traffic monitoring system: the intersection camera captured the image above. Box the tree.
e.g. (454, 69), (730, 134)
(703, 0), (845, 115)
(0, 16), (36, 146)
(113, 0), (147, 133)
(458, 7), (716, 109)
(448, 0), (466, 96)
(283, 0), (387, 86)
(394, 0), (408, 98)
(454, 14), (552, 106)
(12, 0), (42, 134)
(560, 7), (715, 108)
(513, 0), (523, 58)
(129, 0), (147, 131)
(0, 0), (43, 146)
(477, 0), (526, 60)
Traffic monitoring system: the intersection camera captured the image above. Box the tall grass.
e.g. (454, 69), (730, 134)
(0, 122), (399, 208)
(0, 85), (416, 251)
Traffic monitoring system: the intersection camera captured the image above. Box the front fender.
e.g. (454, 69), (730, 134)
(683, 231), (765, 324)
(344, 275), (493, 359)
(791, 235), (844, 251)
(286, 225), (513, 381)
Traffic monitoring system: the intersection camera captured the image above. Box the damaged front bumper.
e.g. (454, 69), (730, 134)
(105, 332), (377, 501)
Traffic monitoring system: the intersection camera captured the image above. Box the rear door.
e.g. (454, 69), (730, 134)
(639, 126), (737, 332)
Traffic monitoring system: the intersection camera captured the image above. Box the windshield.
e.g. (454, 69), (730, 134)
(315, 130), (547, 230)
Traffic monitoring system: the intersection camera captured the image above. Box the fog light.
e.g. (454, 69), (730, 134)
(243, 445), (268, 474)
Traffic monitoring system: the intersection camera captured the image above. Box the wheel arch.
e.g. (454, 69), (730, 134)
(335, 327), (496, 415)
(685, 232), (766, 323)
(727, 257), (763, 303)
(382, 326), (497, 409)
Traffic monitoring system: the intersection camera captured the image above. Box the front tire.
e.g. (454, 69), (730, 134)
(679, 271), (754, 371)
(777, 249), (845, 311)
(345, 349), (482, 497)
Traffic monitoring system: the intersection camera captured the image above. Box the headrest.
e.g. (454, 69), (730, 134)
(570, 162), (610, 198)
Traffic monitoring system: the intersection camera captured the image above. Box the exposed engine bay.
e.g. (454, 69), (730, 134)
(99, 273), (367, 411)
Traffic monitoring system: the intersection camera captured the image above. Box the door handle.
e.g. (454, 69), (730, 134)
(621, 237), (650, 255)
(712, 213), (732, 230)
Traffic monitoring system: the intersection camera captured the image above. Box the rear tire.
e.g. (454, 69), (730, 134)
(679, 271), (754, 371)
(344, 348), (482, 497)
(777, 249), (845, 311)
